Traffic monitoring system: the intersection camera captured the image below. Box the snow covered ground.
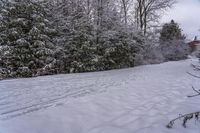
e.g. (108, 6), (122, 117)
(0, 59), (200, 133)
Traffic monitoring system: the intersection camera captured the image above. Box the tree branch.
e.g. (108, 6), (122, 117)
(167, 63), (200, 129)
(191, 64), (200, 71)
(187, 72), (200, 78)
(166, 111), (200, 128)
(187, 86), (200, 98)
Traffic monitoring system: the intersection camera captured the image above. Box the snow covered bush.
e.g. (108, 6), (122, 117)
(160, 40), (189, 61)
(135, 31), (165, 65)
(97, 29), (142, 69)
(65, 28), (98, 73)
(137, 44), (164, 65)
(0, 0), (57, 78)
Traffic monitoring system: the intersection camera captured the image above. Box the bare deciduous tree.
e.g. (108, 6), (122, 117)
(134, 0), (176, 35)
(121, 0), (133, 26)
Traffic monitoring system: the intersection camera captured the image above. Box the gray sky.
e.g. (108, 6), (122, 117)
(161, 0), (200, 40)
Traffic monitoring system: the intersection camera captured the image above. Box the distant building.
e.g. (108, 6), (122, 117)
(188, 36), (200, 54)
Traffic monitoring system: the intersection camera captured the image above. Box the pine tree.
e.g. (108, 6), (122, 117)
(159, 20), (189, 61)
(160, 20), (185, 41)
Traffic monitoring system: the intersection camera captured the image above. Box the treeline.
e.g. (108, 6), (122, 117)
(0, 0), (188, 79)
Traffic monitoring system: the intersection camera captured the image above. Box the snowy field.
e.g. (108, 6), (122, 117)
(0, 59), (200, 133)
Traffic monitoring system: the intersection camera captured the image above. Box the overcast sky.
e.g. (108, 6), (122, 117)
(161, 0), (200, 40)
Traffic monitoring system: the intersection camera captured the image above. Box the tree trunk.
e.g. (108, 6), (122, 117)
(121, 0), (127, 26)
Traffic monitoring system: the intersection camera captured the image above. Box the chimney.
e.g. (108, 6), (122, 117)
(194, 36), (197, 41)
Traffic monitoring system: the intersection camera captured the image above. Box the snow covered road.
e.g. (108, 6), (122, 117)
(0, 59), (200, 133)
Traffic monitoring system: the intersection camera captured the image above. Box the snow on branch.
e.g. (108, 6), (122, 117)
(187, 86), (200, 98)
(167, 86), (200, 128)
(167, 63), (200, 129)
(187, 72), (200, 79)
(187, 63), (200, 78)
(191, 64), (200, 71)
(166, 111), (200, 128)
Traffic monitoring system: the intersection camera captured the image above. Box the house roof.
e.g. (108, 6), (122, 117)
(188, 40), (200, 45)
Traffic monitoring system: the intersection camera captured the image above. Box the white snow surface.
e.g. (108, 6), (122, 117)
(0, 59), (200, 133)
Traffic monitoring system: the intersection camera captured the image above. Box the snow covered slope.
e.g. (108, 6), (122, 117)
(0, 59), (200, 133)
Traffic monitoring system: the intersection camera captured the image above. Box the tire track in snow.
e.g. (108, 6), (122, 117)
(0, 76), (123, 120)
(0, 86), (93, 120)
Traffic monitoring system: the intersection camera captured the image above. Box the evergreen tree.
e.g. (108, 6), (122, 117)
(159, 20), (189, 61)
(0, 0), (57, 78)
(160, 20), (185, 41)
(97, 28), (143, 69)
(65, 21), (97, 73)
